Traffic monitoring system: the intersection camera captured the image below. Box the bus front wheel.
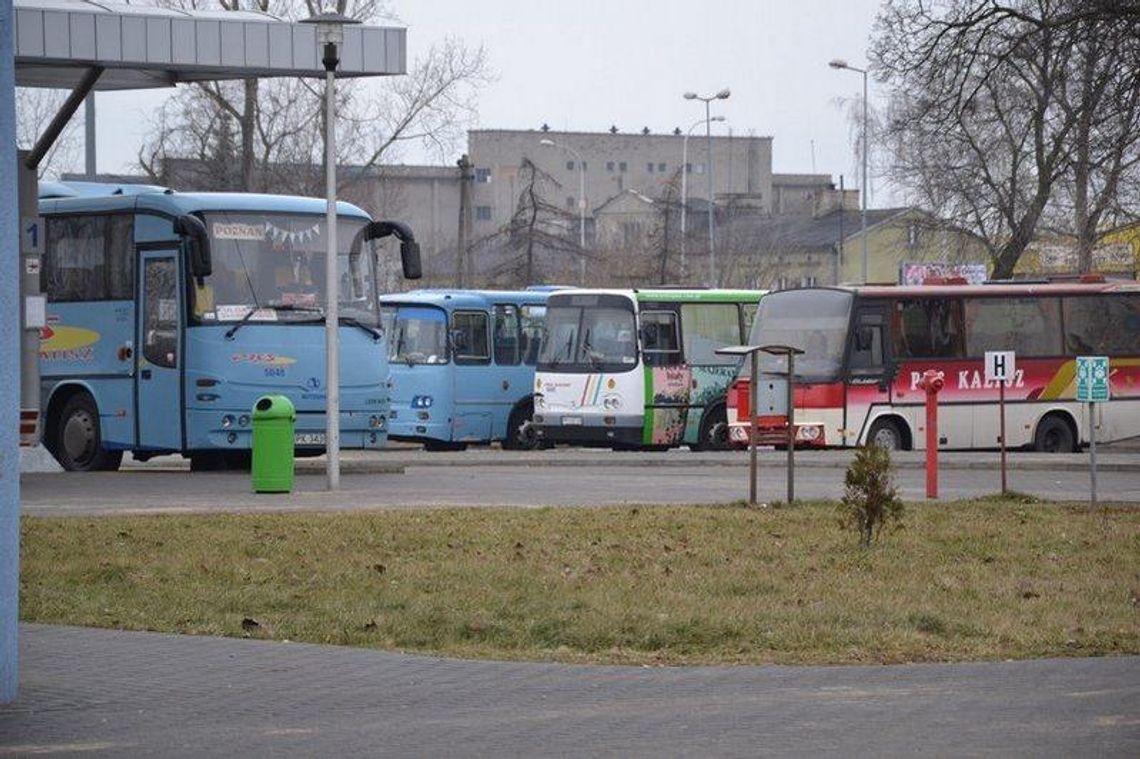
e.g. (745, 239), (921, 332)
(1034, 414), (1076, 453)
(52, 393), (123, 472)
(867, 418), (906, 452)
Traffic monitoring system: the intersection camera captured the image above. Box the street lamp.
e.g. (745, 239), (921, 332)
(302, 11), (359, 491)
(539, 138), (587, 284)
(683, 89), (730, 286)
(680, 115), (725, 281)
(829, 58), (868, 284)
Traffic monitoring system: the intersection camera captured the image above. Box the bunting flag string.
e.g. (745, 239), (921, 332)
(265, 220), (322, 245)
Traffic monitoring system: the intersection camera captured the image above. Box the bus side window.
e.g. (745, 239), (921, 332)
(641, 310), (680, 367)
(520, 305), (546, 366)
(849, 312), (884, 373)
(452, 310), (491, 365)
(493, 304), (520, 366)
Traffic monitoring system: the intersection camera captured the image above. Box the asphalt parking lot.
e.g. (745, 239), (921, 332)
(19, 447), (1140, 516)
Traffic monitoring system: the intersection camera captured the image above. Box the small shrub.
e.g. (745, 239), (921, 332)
(839, 444), (905, 548)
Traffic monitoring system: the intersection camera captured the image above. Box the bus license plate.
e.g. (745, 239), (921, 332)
(561, 416), (582, 426)
(295, 432), (326, 445)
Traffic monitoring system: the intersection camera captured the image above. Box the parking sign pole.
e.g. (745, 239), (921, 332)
(999, 380), (1007, 495)
(1089, 401), (1097, 511)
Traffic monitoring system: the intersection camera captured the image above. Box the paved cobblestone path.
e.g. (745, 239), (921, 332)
(1, 625), (1137, 757)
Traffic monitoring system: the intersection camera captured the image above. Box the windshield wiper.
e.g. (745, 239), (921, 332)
(340, 316), (383, 341)
(224, 302), (323, 339)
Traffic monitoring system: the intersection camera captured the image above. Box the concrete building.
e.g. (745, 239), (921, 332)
(467, 127), (776, 237)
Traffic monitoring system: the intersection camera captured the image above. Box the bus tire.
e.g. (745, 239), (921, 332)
(693, 404), (730, 451)
(867, 417), (906, 452)
(52, 392), (122, 472)
(1033, 413), (1076, 453)
(503, 401), (542, 450)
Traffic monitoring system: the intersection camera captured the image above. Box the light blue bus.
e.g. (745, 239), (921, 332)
(379, 289), (556, 450)
(37, 182), (421, 471)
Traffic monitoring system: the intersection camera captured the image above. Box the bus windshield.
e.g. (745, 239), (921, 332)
(749, 289), (853, 381)
(538, 295), (638, 372)
(197, 212), (376, 324)
(381, 305), (448, 365)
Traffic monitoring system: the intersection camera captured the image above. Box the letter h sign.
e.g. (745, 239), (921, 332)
(985, 351), (1015, 383)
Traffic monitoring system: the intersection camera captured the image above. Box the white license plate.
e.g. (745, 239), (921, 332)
(561, 416), (583, 426)
(295, 432), (326, 445)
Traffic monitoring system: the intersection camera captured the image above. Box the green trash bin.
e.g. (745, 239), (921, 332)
(251, 394), (296, 493)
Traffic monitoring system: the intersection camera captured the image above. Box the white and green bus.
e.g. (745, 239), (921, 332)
(532, 288), (765, 450)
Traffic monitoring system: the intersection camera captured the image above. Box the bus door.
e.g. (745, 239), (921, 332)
(449, 309), (494, 441)
(136, 250), (183, 451)
(491, 304), (529, 437)
(846, 303), (893, 443)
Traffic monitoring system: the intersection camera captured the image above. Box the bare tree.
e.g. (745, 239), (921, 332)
(873, 0), (1140, 278)
(137, 0), (490, 197)
(493, 158), (582, 286)
(15, 88), (82, 178)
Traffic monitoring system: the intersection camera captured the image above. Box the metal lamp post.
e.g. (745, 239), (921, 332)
(681, 115), (724, 281)
(539, 138), (587, 284)
(683, 88), (730, 286)
(303, 11), (359, 491)
(829, 59), (868, 284)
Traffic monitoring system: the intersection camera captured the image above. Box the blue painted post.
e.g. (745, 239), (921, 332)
(1, 0), (21, 704)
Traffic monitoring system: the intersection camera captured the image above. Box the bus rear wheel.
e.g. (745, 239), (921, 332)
(1034, 414), (1076, 453)
(693, 405), (730, 451)
(867, 418), (905, 452)
(52, 393), (122, 472)
(504, 402), (542, 450)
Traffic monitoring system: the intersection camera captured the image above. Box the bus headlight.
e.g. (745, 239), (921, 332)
(411, 395), (434, 409)
(221, 414), (235, 429)
(603, 394), (623, 410)
(238, 414), (250, 427)
(535, 394), (546, 409)
(796, 424), (824, 443)
(369, 415), (385, 429)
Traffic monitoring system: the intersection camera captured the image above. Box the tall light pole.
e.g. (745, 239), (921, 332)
(681, 115), (725, 281)
(829, 59), (868, 284)
(684, 89), (731, 286)
(539, 138), (587, 284)
(303, 11), (359, 491)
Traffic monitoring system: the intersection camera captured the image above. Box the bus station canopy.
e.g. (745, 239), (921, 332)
(14, 0), (407, 90)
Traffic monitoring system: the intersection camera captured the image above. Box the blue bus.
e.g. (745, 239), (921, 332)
(379, 289), (554, 450)
(37, 182), (421, 471)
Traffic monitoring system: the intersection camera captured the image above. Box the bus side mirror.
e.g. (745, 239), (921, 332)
(400, 239), (422, 281)
(366, 220), (423, 281)
(174, 215), (212, 286)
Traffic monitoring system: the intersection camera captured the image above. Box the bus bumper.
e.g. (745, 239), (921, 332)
(533, 412), (644, 446)
(187, 409), (388, 450)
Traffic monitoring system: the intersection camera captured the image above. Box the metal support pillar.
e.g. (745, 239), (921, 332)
(25, 66), (103, 170)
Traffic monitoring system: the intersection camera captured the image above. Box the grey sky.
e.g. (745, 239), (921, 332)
(88, 0), (885, 203)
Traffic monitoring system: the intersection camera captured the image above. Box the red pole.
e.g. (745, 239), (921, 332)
(920, 370), (944, 500)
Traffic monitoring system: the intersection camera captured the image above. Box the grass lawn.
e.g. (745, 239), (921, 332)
(19, 498), (1140, 666)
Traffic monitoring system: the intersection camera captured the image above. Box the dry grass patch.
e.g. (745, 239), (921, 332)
(20, 499), (1140, 665)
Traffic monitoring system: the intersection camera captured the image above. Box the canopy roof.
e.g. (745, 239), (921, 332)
(15, 0), (406, 90)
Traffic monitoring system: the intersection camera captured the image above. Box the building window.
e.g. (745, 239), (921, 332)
(658, 162), (666, 173)
(647, 162), (655, 173)
(619, 161), (628, 172)
(475, 205), (492, 221)
(606, 161), (615, 172)
(693, 163), (705, 175)
(566, 160), (575, 171)
(907, 223), (920, 248)
(581, 161), (587, 171)
(801, 275), (817, 287)
(567, 196), (576, 209)
(475, 167), (491, 183)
